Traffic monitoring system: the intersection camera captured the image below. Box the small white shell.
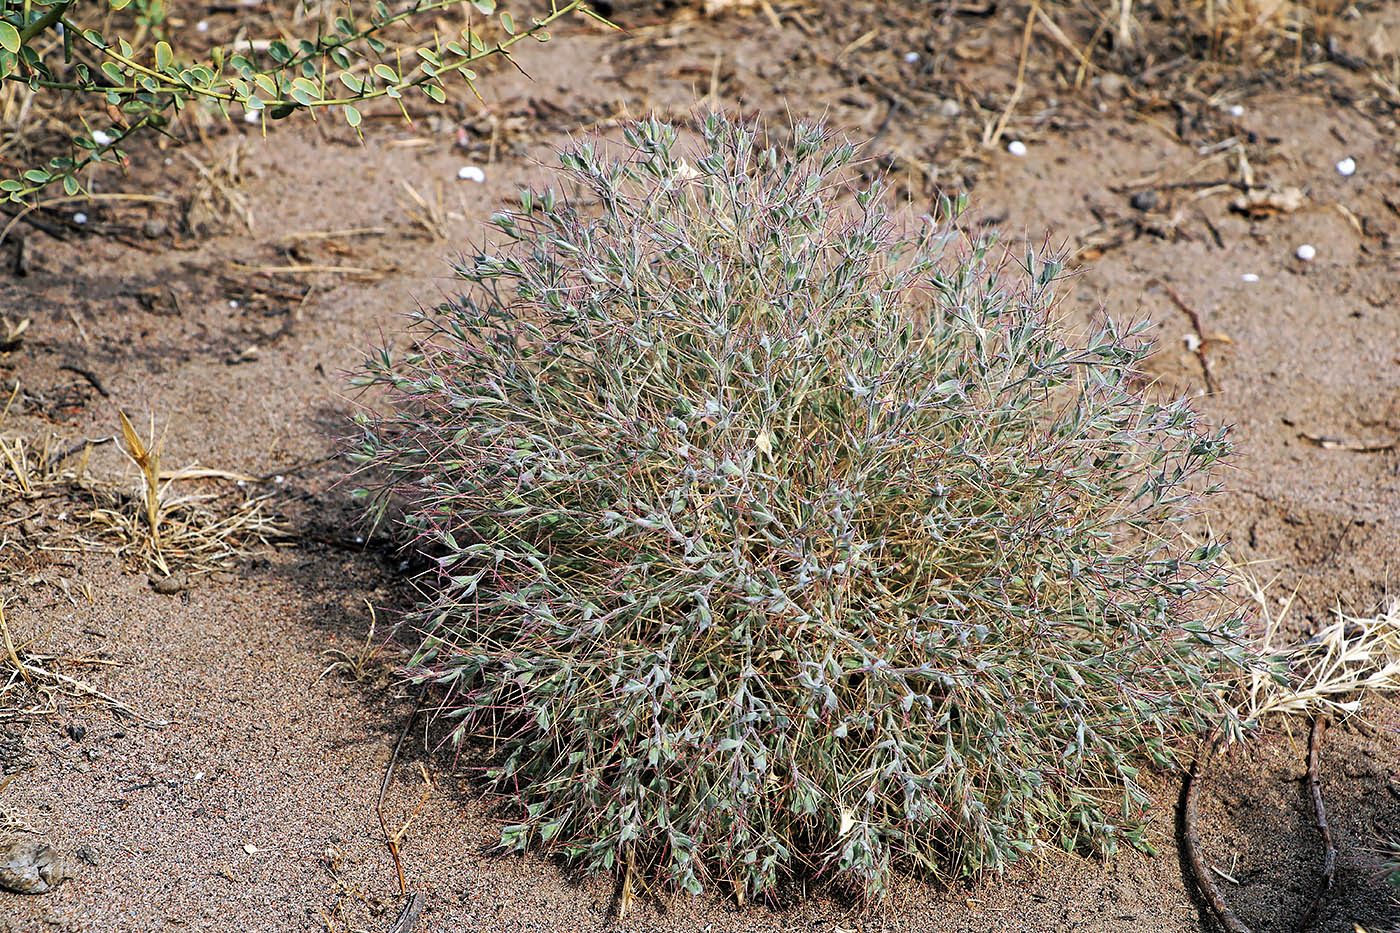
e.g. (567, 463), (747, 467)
(1335, 157), (1356, 177)
(1241, 273), (1260, 283)
(457, 165), (486, 183)
(1295, 244), (1316, 261)
(1007, 140), (1028, 157)
(903, 51), (919, 64)
(92, 130), (113, 147)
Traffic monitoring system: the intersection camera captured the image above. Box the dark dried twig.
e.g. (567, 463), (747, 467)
(1297, 432), (1397, 453)
(1158, 282), (1218, 394)
(1298, 716), (1335, 930)
(1183, 736), (1253, 933)
(58, 364), (110, 398)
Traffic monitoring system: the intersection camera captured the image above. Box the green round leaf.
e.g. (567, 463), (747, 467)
(344, 103), (361, 127)
(0, 23), (20, 55)
(472, 0), (496, 13)
(499, 11), (515, 34)
(290, 76), (320, 105)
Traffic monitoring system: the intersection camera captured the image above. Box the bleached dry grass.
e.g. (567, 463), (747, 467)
(1, 410), (289, 578)
(90, 413), (288, 577)
(1236, 569), (1400, 727)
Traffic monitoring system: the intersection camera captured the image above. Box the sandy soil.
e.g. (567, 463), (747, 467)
(1, 2), (1398, 931)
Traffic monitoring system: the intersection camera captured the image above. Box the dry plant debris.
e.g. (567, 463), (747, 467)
(3, 408), (289, 586)
(1241, 586), (1400, 724)
(80, 410), (291, 578)
(319, 600), (399, 685)
(1182, 574), (1400, 933)
(0, 601), (162, 728)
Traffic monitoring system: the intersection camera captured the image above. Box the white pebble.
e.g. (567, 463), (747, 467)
(196, 19), (209, 32)
(229, 299), (240, 309)
(1182, 333), (1201, 352)
(1007, 140), (1028, 157)
(73, 212), (88, 224)
(903, 51), (919, 64)
(1295, 243), (1316, 261)
(1241, 273), (1260, 283)
(1228, 104), (1245, 117)
(1335, 156), (1356, 177)
(274, 475), (285, 484)
(92, 130), (113, 147)
(243, 111), (258, 124)
(236, 479), (247, 487)
(457, 165), (486, 183)
(355, 536), (365, 544)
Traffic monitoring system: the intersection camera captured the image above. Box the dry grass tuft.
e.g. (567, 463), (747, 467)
(396, 179), (452, 242)
(116, 410), (163, 549)
(2, 410), (289, 578)
(319, 600), (400, 686)
(85, 468), (289, 578)
(181, 142), (256, 234)
(1155, 0), (1346, 61)
(79, 409), (288, 576)
(1236, 569), (1400, 726)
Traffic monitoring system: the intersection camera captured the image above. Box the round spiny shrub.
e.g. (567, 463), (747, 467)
(349, 114), (1247, 900)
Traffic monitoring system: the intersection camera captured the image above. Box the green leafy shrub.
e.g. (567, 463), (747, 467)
(350, 114), (1247, 900)
(0, 0), (604, 200)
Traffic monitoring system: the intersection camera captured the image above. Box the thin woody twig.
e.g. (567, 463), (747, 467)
(1159, 282), (1219, 394)
(377, 689), (427, 895)
(1298, 716), (1335, 930)
(985, 0), (1040, 148)
(1182, 735), (1253, 933)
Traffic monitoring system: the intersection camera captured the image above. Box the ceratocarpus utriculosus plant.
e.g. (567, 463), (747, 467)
(349, 114), (1249, 901)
